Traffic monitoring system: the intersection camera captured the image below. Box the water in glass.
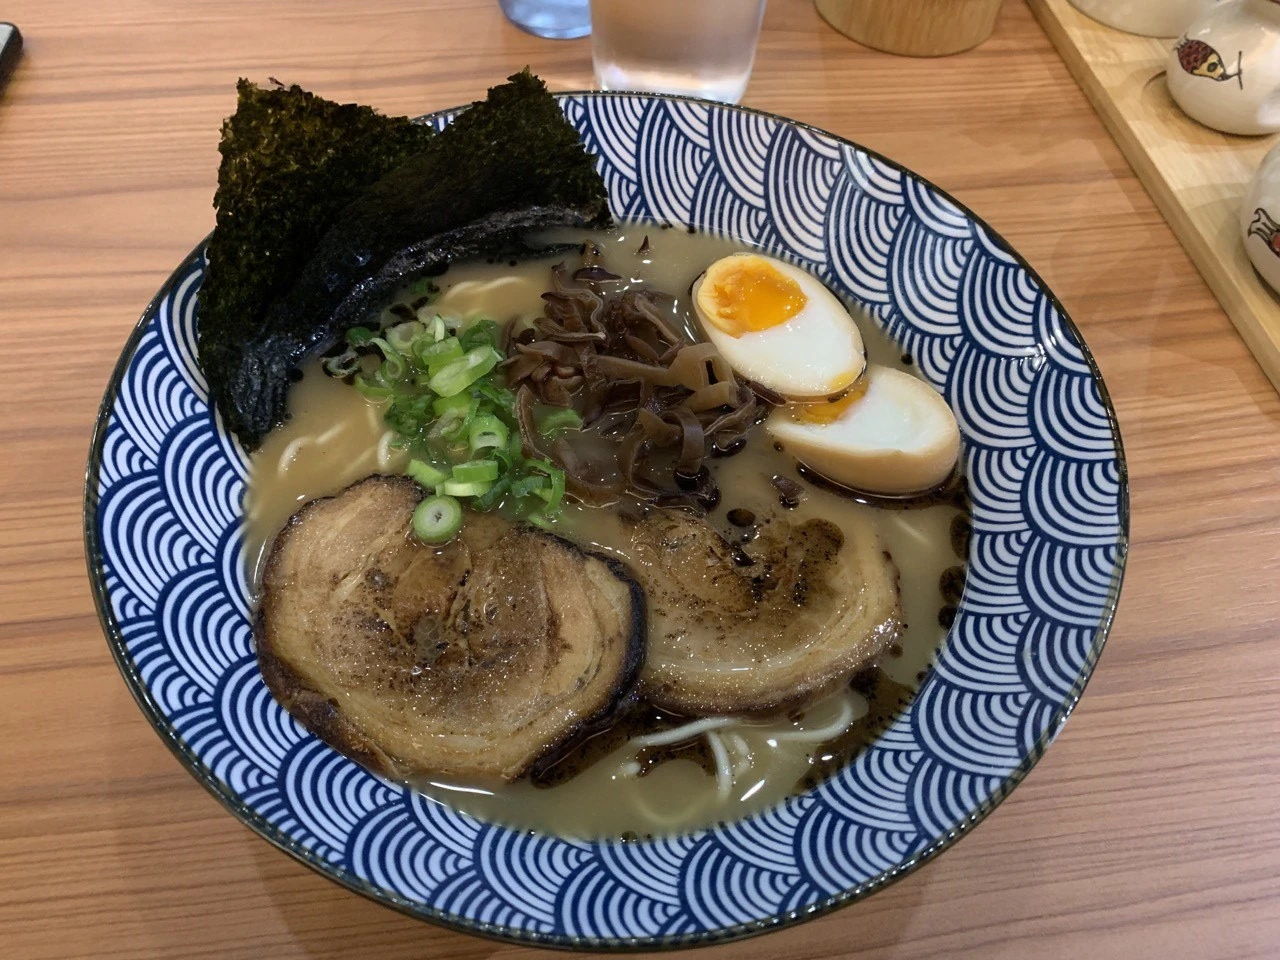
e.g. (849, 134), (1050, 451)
(499, 0), (591, 39)
(589, 0), (767, 104)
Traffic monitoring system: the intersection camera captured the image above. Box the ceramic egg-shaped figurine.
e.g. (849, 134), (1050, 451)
(1242, 141), (1280, 293)
(1167, 0), (1280, 135)
(1069, 0), (1217, 38)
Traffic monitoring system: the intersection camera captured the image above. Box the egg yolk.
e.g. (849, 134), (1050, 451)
(702, 257), (808, 337)
(790, 377), (870, 424)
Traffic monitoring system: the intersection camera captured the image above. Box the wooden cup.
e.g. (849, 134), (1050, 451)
(814, 0), (1003, 56)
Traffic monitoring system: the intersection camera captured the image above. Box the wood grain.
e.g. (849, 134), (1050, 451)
(1029, 0), (1280, 395)
(815, 0), (1002, 57)
(2, 1), (1280, 958)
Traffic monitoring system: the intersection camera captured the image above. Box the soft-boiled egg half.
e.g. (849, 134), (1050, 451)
(692, 253), (865, 399)
(767, 365), (961, 495)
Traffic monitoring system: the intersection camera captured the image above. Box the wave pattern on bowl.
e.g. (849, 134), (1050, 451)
(89, 94), (1125, 947)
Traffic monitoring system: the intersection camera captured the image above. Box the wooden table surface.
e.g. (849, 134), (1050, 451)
(3, 1), (1279, 957)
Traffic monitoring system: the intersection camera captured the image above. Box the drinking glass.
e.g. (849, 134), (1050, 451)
(589, 0), (767, 104)
(499, 0), (591, 40)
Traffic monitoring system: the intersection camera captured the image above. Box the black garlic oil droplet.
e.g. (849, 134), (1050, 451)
(950, 514), (972, 560)
(771, 474), (803, 509)
(939, 565), (966, 605)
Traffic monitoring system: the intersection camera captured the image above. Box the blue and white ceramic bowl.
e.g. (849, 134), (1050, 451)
(85, 93), (1128, 949)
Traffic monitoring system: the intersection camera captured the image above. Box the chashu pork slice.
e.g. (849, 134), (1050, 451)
(255, 476), (644, 782)
(618, 508), (901, 715)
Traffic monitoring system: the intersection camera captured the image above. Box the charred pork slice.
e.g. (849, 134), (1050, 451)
(255, 476), (644, 782)
(616, 509), (901, 715)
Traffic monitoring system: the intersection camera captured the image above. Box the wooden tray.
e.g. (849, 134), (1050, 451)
(1028, 0), (1280, 392)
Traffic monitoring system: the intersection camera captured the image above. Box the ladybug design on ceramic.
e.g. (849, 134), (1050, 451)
(1176, 37), (1244, 88)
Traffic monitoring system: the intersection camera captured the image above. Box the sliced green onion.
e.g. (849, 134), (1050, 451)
(429, 410), (471, 447)
(540, 474), (566, 510)
(471, 475), (512, 512)
(451, 459), (500, 484)
(386, 320), (424, 353)
(408, 276), (437, 299)
(538, 408), (583, 437)
(322, 348), (361, 378)
(380, 355), (407, 383)
(526, 511), (555, 530)
(386, 395), (433, 436)
(346, 326), (375, 348)
(459, 318), (499, 351)
(369, 338), (407, 381)
(354, 373), (394, 400)
(442, 479), (493, 498)
(511, 474), (549, 499)
(525, 459), (566, 510)
(412, 495), (463, 544)
(432, 392), (475, 417)
(467, 414), (509, 452)
(473, 381), (517, 416)
(406, 459), (448, 489)
(418, 336), (464, 373)
(428, 346), (500, 397)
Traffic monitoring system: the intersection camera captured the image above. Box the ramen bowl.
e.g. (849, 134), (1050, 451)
(85, 92), (1127, 949)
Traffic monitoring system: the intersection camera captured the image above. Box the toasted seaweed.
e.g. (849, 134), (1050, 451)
(198, 70), (611, 449)
(198, 80), (437, 443)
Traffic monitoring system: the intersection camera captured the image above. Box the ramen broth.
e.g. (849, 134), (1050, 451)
(244, 226), (967, 838)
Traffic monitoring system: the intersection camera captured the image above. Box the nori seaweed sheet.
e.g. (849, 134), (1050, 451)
(198, 80), (437, 443)
(197, 70), (611, 449)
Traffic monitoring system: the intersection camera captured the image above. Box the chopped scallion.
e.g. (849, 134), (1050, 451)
(442, 479), (493, 498)
(346, 326), (375, 348)
(428, 410), (471, 448)
(412, 495), (463, 544)
(459, 318), (500, 351)
(511, 475), (548, 498)
(340, 311), (572, 538)
(353, 373), (394, 400)
(431, 392), (475, 417)
(467, 414), (508, 452)
(525, 459), (566, 510)
(417, 336), (464, 372)
(526, 511), (555, 530)
(369, 338), (407, 381)
(386, 320), (425, 353)
(428, 346), (500, 397)
(451, 459), (500, 484)
(406, 459), (448, 489)
(408, 276), (437, 299)
(322, 348), (361, 378)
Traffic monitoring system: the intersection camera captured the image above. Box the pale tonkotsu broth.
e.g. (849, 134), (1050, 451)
(244, 225), (967, 839)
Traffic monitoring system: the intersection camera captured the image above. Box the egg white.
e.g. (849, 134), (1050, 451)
(767, 365), (961, 495)
(692, 255), (865, 399)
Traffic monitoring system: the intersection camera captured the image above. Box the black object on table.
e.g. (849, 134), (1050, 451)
(0, 23), (22, 91)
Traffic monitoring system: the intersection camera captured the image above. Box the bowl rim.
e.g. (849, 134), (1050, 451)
(83, 89), (1130, 952)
